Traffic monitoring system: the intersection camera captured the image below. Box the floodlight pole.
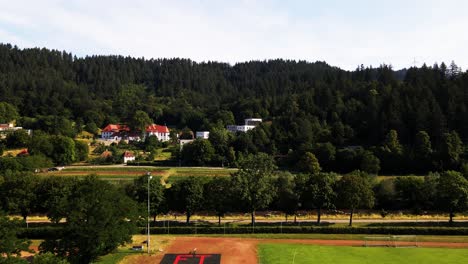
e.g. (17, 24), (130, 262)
(147, 172), (152, 254)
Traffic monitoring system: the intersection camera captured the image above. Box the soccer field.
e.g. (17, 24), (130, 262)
(258, 244), (468, 264)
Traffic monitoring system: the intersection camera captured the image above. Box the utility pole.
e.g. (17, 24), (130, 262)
(147, 172), (152, 254)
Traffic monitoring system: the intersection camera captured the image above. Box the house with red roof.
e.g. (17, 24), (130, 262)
(0, 123), (32, 138)
(100, 123), (170, 142)
(101, 124), (130, 140)
(123, 151), (136, 163)
(146, 124), (170, 142)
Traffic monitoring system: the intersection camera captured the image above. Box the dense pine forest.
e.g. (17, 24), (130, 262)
(1, 43), (468, 174)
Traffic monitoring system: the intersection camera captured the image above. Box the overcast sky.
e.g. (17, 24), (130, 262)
(0, 0), (467, 70)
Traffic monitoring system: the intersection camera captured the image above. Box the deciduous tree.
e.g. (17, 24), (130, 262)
(168, 177), (204, 224)
(40, 176), (138, 264)
(306, 172), (337, 224)
(181, 139), (215, 166)
(0, 172), (39, 222)
(297, 152), (321, 174)
(204, 177), (232, 225)
(437, 171), (468, 223)
(0, 212), (31, 264)
(231, 153), (276, 225)
(0, 102), (19, 124)
(274, 172), (300, 222)
(336, 172), (374, 226)
(126, 174), (165, 222)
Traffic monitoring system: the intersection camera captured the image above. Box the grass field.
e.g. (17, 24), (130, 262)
(94, 249), (136, 264)
(94, 235), (174, 264)
(258, 244), (468, 264)
(195, 234), (468, 243)
(40, 166), (234, 178)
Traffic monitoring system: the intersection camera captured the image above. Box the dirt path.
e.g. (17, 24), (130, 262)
(141, 236), (468, 264)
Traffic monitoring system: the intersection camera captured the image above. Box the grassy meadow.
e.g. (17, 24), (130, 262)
(36, 166), (236, 183)
(258, 243), (468, 264)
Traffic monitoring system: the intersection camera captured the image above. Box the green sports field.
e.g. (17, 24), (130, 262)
(258, 244), (468, 264)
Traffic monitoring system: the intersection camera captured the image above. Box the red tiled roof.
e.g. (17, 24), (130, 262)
(102, 124), (130, 132)
(17, 149), (29, 156)
(123, 151), (134, 157)
(101, 150), (112, 158)
(146, 124), (169, 133)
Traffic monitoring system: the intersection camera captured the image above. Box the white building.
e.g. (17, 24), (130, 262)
(123, 151), (135, 164)
(0, 123), (32, 137)
(179, 139), (195, 149)
(226, 118), (262, 133)
(101, 124), (130, 140)
(244, 118), (263, 126)
(146, 124), (170, 142)
(101, 123), (170, 142)
(196, 131), (210, 139)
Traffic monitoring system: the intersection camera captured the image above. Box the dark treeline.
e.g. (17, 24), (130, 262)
(1, 43), (468, 174)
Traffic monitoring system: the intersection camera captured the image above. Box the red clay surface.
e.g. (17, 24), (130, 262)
(148, 237), (468, 264)
(20, 237), (468, 264)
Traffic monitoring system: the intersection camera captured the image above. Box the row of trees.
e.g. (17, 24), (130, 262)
(157, 154), (468, 226)
(2, 154), (466, 230)
(0, 130), (88, 168)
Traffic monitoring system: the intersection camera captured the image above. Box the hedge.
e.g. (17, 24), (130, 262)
(18, 225), (468, 239)
(141, 226), (468, 236)
(18, 226), (64, 239)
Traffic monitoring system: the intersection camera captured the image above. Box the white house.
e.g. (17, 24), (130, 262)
(101, 123), (170, 142)
(179, 139), (194, 149)
(226, 118), (262, 133)
(146, 124), (170, 142)
(123, 151), (135, 164)
(0, 123), (32, 139)
(101, 124), (130, 140)
(196, 131), (210, 139)
(244, 118), (263, 126)
(0, 123), (14, 131)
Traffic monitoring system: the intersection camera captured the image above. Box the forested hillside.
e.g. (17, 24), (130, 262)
(1, 43), (468, 174)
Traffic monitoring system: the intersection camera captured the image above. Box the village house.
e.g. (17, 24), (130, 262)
(0, 122), (32, 138)
(196, 131), (210, 139)
(146, 124), (170, 141)
(123, 151), (135, 164)
(101, 124), (130, 140)
(226, 118), (262, 133)
(100, 123), (170, 142)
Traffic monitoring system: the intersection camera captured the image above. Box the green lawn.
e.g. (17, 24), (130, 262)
(258, 244), (468, 264)
(196, 234), (468, 243)
(93, 251), (133, 264)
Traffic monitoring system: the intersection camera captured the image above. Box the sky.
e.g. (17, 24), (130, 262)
(0, 0), (467, 70)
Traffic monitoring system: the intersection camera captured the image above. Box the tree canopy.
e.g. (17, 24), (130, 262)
(336, 172), (375, 226)
(40, 176), (138, 264)
(0, 212), (31, 264)
(1, 44), (468, 174)
(231, 153), (277, 225)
